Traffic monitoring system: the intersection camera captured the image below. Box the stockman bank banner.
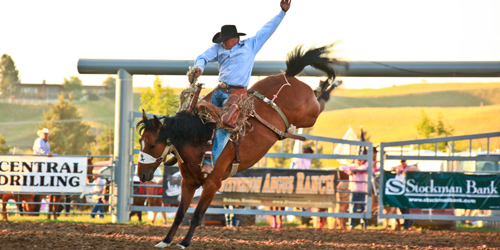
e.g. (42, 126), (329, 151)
(383, 171), (500, 210)
(163, 166), (338, 208)
(0, 155), (88, 193)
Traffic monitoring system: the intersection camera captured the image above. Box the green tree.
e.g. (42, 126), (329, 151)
(415, 110), (454, 151)
(139, 76), (177, 116)
(94, 126), (114, 156)
(0, 134), (11, 153)
(270, 139), (294, 168)
(102, 76), (116, 98)
(136, 76), (178, 174)
(39, 94), (95, 155)
(63, 76), (83, 100)
(0, 54), (20, 96)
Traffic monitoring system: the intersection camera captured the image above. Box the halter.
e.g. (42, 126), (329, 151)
(138, 144), (184, 165)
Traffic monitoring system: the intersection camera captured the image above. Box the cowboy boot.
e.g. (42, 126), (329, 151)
(200, 151), (214, 178)
(200, 130), (216, 178)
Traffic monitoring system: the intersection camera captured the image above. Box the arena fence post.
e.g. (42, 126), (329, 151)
(112, 69), (133, 223)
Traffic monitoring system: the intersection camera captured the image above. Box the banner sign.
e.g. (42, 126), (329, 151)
(0, 155), (88, 193)
(383, 171), (500, 210)
(163, 166), (338, 208)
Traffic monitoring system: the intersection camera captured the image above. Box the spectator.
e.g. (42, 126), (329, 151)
(291, 146), (324, 228)
(33, 128), (54, 157)
(31, 128), (55, 215)
(291, 146), (313, 169)
(270, 206), (284, 228)
(342, 159), (368, 230)
(90, 172), (107, 219)
(392, 159), (419, 230)
(225, 205), (238, 228)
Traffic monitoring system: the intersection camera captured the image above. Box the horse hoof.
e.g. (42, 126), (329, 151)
(175, 244), (186, 249)
(154, 241), (169, 248)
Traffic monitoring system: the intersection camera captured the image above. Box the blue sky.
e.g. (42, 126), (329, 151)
(2, 0), (499, 89)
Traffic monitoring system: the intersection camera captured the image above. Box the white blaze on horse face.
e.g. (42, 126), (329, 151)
(138, 138), (158, 164)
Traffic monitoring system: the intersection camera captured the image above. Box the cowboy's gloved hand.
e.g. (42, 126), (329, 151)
(280, 0), (291, 13)
(194, 67), (202, 78)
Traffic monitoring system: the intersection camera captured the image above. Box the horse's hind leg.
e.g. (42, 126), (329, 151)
(157, 181), (196, 248)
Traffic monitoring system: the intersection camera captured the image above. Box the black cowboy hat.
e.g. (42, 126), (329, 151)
(212, 25), (246, 43)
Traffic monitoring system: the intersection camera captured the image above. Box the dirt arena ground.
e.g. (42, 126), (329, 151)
(1, 221), (499, 249)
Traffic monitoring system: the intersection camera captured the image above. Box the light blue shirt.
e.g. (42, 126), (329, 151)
(33, 138), (51, 155)
(194, 10), (286, 87)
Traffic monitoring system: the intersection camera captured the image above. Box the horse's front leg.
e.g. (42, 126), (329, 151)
(178, 179), (221, 248)
(157, 180), (197, 248)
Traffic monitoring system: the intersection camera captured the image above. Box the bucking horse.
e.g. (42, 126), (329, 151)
(136, 44), (342, 248)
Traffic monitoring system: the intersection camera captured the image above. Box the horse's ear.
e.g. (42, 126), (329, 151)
(142, 109), (147, 121)
(153, 115), (162, 131)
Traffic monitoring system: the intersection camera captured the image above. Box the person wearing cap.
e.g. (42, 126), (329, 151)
(33, 128), (53, 157)
(192, 0), (291, 176)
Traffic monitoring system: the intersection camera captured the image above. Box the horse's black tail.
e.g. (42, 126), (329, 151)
(285, 43), (338, 80)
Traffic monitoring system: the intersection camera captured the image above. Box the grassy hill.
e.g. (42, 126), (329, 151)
(1, 82), (499, 153)
(311, 105), (500, 150)
(327, 82), (500, 110)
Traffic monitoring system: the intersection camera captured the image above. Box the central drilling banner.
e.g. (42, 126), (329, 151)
(163, 166), (338, 208)
(0, 155), (88, 193)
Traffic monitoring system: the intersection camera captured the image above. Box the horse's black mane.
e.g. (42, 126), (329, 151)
(285, 44), (337, 79)
(136, 110), (213, 149)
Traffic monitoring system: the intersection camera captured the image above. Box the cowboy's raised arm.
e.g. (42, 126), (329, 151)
(250, 1), (290, 53)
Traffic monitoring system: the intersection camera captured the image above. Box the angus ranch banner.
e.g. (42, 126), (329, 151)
(383, 171), (500, 210)
(0, 155), (88, 193)
(163, 167), (338, 208)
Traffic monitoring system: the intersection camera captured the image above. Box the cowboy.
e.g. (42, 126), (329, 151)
(191, 0), (292, 176)
(33, 128), (53, 157)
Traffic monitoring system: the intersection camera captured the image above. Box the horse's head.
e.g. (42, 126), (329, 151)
(87, 157), (94, 183)
(136, 110), (171, 182)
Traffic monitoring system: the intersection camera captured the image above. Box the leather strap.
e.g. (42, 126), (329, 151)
(229, 140), (241, 177)
(252, 92), (290, 128)
(252, 111), (306, 141)
(187, 83), (203, 113)
(219, 82), (246, 92)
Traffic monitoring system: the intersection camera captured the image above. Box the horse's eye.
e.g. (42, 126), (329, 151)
(150, 145), (156, 149)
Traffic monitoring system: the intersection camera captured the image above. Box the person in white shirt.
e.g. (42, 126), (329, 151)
(33, 128), (53, 157)
(90, 174), (108, 219)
